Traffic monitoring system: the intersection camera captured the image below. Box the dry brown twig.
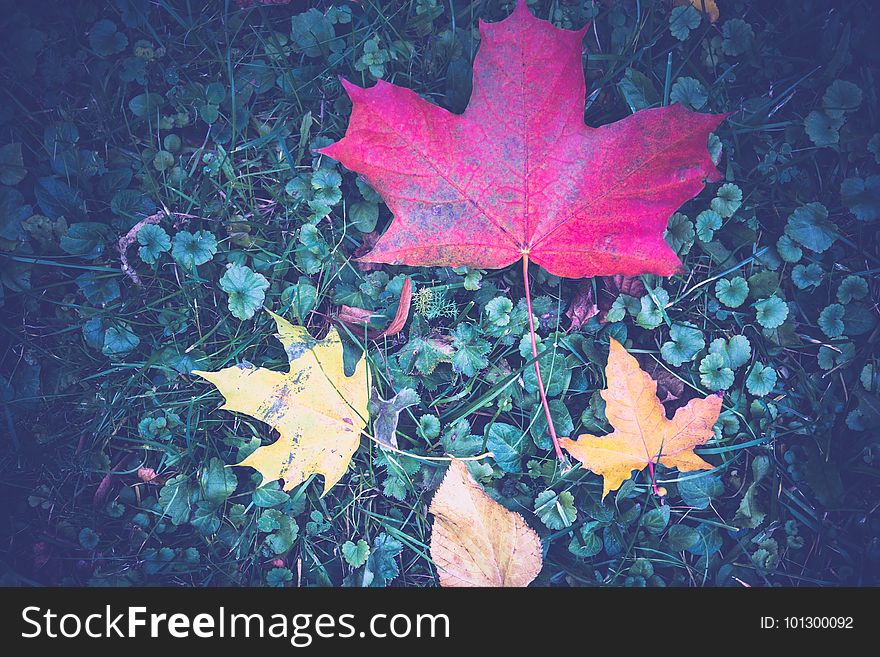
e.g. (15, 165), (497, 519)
(118, 210), (201, 286)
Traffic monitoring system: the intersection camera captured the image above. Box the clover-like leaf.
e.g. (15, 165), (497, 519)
(746, 362), (777, 397)
(710, 183), (742, 218)
(837, 275), (868, 304)
(661, 323), (705, 367)
(840, 175), (880, 222)
(678, 472), (724, 509)
(818, 342), (853, 371)
(775, 235), (803, 263)
(804, 110), (844, 147)
(219, 264), (270, 320)
(172, 229), (217, 269)
(818, 303), (846, 338)
(822, 80), (863, 119)
(669, 5), (701, 41)
(755, 296), (789, 329)
(792, 263), (823, 290)
(635, 287), (669, 329)
(137, 224), (171, 265)
(486, 422), (527, 474)
(715, 276), (748, 308)
(534, 489), (577, 530)
(342, 539), (371, 568)
(670, 77), (708, 110)
(665, 212), (695, 255)
(102, 322), (140, 358)
(709, 334), (751, 369)
(699, 352), (734, 391)
(76, 272), (120, 306)
(695, 209), (722, 242)
(450, 324), (490, 377)
(721, 19), (754, 56)
(89, 19), (128, 57)
(485, 297), (513, 326)
(785, 203), (837, 253)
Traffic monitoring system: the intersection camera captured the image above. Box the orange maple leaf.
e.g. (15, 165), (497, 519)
(560, 338), (722, 498)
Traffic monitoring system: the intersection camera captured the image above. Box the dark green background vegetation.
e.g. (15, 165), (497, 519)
(0, 0), (878, 587)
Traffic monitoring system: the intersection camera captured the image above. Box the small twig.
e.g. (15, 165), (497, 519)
(93, 452), (136, 507)
(362, 431), (492, 464)
(118, 210), (200, 286)
(117, 211), (163, 287)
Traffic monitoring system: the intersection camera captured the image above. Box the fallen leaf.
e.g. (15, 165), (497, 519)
(352, 230), (384, 272)
(565, 281), (598, 331)
(560, 338), (721, 498)
(603, 274), (647, 299)
(319, 1), (725, 278)
(637, 355), (685, 403)
(429, 458), (542, 587)
(677, 0), (720, 23)
(193, 310), (370, 495)
(335, 276), (412, 339)
(137, 467), (160, 484)
(598, 275), (646, 322)
(369, 387), (420, 449)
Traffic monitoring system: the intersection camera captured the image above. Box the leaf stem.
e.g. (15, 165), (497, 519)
(522, 254), (565, 460)
(647, 460), (662, 496)
(362, 431), (493, 464)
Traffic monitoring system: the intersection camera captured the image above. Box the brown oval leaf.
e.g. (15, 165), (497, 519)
(334, 277), (412, 340)
(429, 458), (542, 587)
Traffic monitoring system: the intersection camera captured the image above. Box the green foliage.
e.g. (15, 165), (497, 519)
(695, 209), (722, 242)
(89, 19), (128, 57)
(721, 19), (754, 56)
(818, 303), (846, 338)
(670, 77), (707, 110)
(342, 539), (371, 568)
(785, 203), (837, 253)
(172, 230), (217, 270)
(661, 323), (705, 367)
(837, 275), (868, 304)
(669, 6), (700, 41)
(711, 183), (742, 218)
(137, 224), (171, 264)
(754, 296), (789, 329)
(534, 490), (577, 530)
(219, 264), (270, 320)
(715, 276), (748, 308)
(840, 175), (880, 221)
(746, 362), (777, 397)
(699, 352), (734, 391)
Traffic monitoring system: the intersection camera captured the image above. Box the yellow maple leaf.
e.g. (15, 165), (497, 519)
(429, 458), (542, 587)
(560, 338), (721, 499)
(193, 310), (370, 495)
(677, 0), (720, 24)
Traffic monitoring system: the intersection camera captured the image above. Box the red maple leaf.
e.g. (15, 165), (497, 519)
(319, 1), (726, 279)
(319, 1), (727, 460)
